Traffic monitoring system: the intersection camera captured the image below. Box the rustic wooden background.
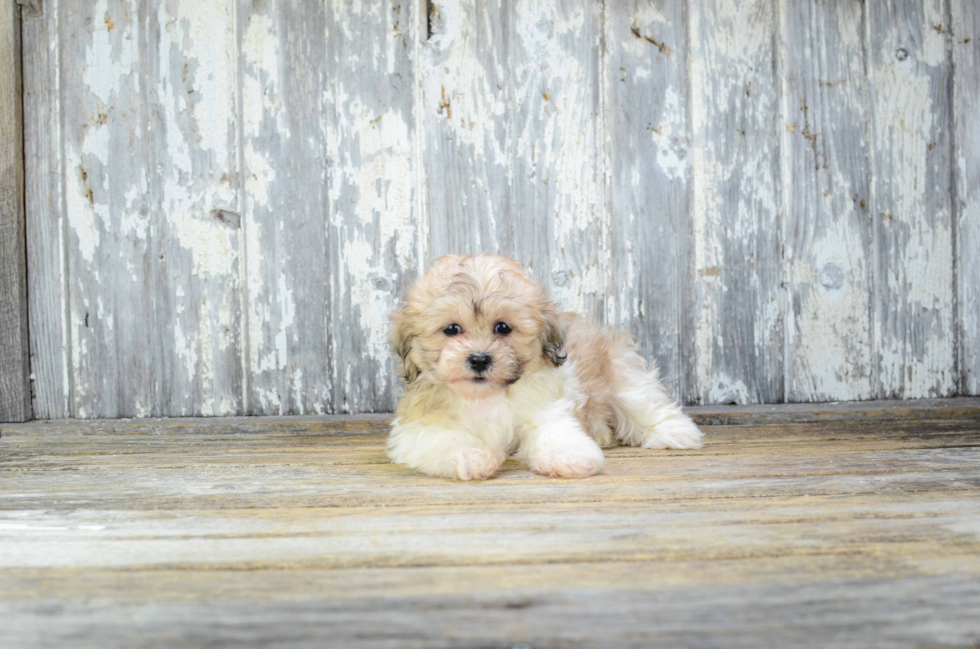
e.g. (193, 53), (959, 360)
(1, 1), (31, 422)
(15, 0), (979, 419)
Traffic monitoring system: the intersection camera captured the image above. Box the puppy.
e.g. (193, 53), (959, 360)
(388, 254), (703, 480)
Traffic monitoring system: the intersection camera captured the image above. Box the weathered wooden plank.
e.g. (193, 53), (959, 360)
(952, 0), (980, 395)
(22, 0), (69, 419)
(2, 419), (979, 527)
(3, 417), (979, 512)
(5, 395), (976, 432)
(239, 0), (323, 415)
(3, 490), (980, 569)
(239, 0), (333, 415)
(423, 0), (607, 319)
(3, 416), (980, 647)
(59, 0), (156, 418)
(57, 0), (242, 418)
(5, 559), (980, 609)
(240, 0), (419, 415)
(605, 0), (695, 403)
(143, 0), (244, 416)
(324, 0), (422, 413)
(688, 396), (980, 425)
(15, 0), (976, 416)
(781, 0), (874, 402)
(868, 0), (955, 399)
(688, 0), (783, 404)
(0, 0), (31, 422)
(4, 574), (980, 649)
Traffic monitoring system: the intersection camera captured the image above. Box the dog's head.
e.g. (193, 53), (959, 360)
(391, 254), (566, 400)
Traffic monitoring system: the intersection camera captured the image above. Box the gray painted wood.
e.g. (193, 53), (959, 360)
(605, 0), (695, 403)
(324, 0), (423, 413)
(953, 0), (980, 395)
(59, 0), (154, 418)
(781, 0), (874, 402)
(868, 0), (955, 399)
(271, 0), (331, 414)
(688, 0), (784, 404)
(0, 0), (31, 422)
(423, 0), (607, 322)
(22, 0), (69, 419)
(239, 0), (419, 415)
(52, 0), (243, 418)
(19, 0), (979, 416)
(239, 0), (333, 415)
(144, 0), (245, 417)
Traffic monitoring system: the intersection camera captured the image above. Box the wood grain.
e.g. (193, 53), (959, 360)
(605, 0), (695, 402)
(324, 0), (422, 413)
(18, 0), (978, 415)
(144, 0), (244, 417)
(3, 573), (979, 648)
(423, 0), (608, 321)
(239, 0), (419, 415)
(22, 0), (69, 419)
(781, 0), (875, 402)
(2, 409), (980, 646)
(0, 0), (31, 422)
(689, 0), (784, 404)
(49, 0), (244, 418)
(953, 0), (980, 395)
(868, 0), (956, 399)
(59, 0), (156, 418)
(239, 0), (333, 415)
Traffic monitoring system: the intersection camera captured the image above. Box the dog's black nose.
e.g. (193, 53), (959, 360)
(467, 353), (492, 374)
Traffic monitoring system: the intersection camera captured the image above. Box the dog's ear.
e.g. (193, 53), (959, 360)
(540, 308), (567, 367)
(390, 308), (421, 384)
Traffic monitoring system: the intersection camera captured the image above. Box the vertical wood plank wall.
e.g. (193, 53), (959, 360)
(689, 0), (784, 405)
(869, 0), (955, 400)
(953, 0), (980, 396)
(18, 0), (980, 418)
(1, 0), (31, 422)
(782, 0), (874, 402)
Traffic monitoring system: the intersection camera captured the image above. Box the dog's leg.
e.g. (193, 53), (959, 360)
(387, 419), (506, 480)
(515, 401), (605, 478)
(610, 351), (704, 450)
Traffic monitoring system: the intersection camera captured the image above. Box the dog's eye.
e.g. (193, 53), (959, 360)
(494, 322), (512, 335)
(443, 324), (462, 336)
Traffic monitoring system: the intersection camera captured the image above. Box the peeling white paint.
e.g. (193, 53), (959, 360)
(707, 374), (752, 405)
(953, 0), (980, 395)
(690, 0), (784, 403)
(275, 268), (295, 372)
(327, 93), (415, 403)
(652, 88), (689, 181)
(870, 4), (955, 399)
(343, 238), (394, 377)
(781, 0), (875, 402)
(82, 0), (139, 105)
(26, 0), (972, 417)
(241, 3), (286, 411)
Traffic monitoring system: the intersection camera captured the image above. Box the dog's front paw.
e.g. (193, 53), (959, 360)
(641, 416), (704, 450)
(452, 448), (506, 481)
(529, 443), (605, 479)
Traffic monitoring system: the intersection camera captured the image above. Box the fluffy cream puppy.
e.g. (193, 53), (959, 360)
(388, 254), (703, 480)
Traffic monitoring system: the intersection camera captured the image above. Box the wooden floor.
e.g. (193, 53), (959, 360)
(2, 400), (980, 648)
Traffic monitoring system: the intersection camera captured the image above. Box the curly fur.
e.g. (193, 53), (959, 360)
(388, 254), (703, 480)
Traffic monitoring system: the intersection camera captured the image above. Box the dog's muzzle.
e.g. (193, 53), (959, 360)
(467, 353), (492, 375)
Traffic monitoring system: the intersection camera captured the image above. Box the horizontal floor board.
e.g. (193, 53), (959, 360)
(2, 401), (979, 646)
